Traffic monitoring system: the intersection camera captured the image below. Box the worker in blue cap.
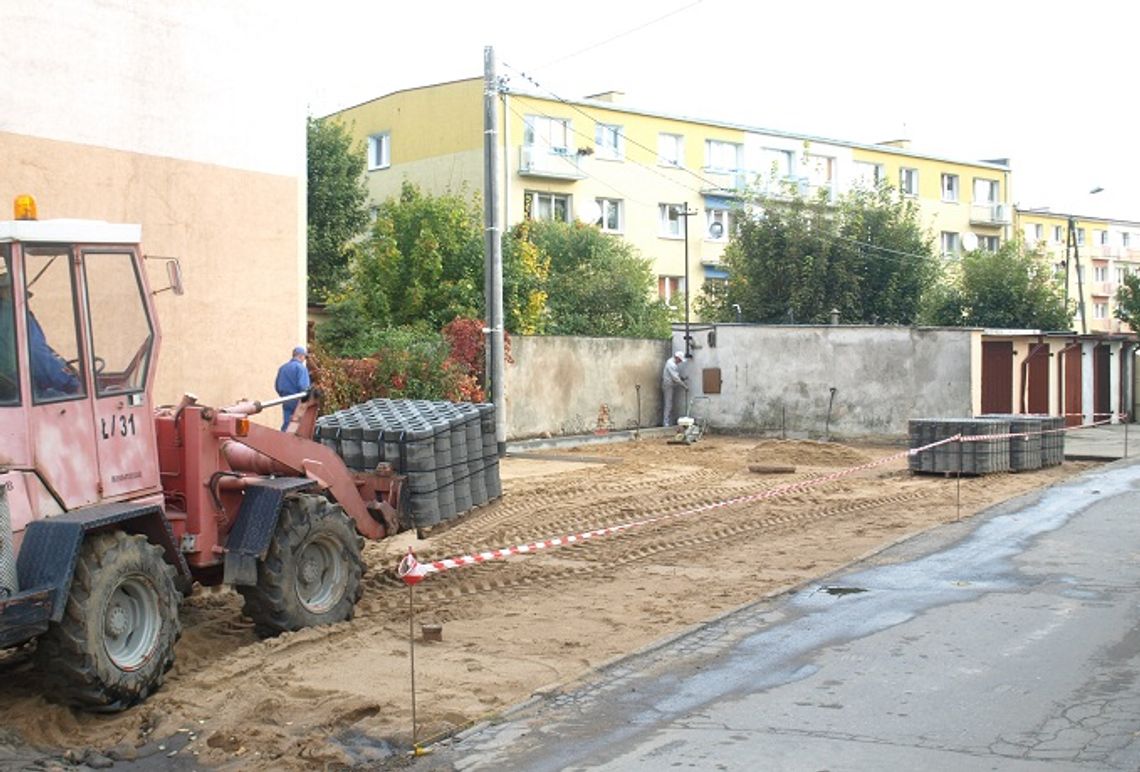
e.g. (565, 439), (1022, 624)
(274, 345), (311, 429)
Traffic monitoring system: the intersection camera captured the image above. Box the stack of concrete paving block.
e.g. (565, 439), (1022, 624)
(907, 418), (1011, 475)
(981, 414), (1043, 471)
(314, 398), (502, 529)
(1036, 415), (1066, 467)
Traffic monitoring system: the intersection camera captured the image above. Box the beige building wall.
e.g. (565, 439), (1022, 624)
(1, 1), (306, 411)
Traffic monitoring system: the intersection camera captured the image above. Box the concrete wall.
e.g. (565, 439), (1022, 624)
(2, 1), (305, 413)
(672, 325), (978, 440)
(505, 336), (670, 439)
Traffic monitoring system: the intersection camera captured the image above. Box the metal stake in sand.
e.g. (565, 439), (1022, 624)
(1125, 419), (1129, 459)
(398, 549), (422, 750)
(955, 437), (963, 522)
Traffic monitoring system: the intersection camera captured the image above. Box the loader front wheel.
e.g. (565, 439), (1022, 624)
(36, 532), (182, 711)
(238, 494), (364, 637)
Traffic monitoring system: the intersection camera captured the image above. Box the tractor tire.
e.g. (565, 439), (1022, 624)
(36, 532), (182, 712)
(238, 494), (364, 638)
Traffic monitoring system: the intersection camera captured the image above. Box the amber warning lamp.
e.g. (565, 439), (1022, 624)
(13, 195), (37, 220)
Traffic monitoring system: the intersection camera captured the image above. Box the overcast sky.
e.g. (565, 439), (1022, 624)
(303, 0), (1137, 222)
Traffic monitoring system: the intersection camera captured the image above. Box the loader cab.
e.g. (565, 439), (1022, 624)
(0, 199), (165, 525)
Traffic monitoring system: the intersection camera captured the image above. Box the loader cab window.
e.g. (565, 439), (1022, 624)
(83, 250), (153, 396)
(0, 249), (19, 405)
(24, 248), (85, 403)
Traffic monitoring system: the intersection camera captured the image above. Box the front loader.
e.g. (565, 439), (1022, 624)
(0, 196), (406, 710)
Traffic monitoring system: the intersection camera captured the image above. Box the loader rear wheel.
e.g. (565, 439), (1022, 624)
(36, 532), (182, 712)
(238, 494), (364, 638)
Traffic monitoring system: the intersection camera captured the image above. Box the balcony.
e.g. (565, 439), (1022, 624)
(518, 145), (585, 180)
(969, 202), (1012, 226)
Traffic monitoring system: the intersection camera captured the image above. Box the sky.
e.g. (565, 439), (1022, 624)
(302, 0), (1138, 222)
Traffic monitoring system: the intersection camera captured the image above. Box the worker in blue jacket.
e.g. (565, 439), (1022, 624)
(275, 345), (311, 429)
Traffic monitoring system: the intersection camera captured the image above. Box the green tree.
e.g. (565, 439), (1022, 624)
(520, 219), (672, 338)
(919, 240), (1072, 329)
(306, 116), (369, 303)
(1114, 273), (1140, 329)
(698, 186), (938, 324)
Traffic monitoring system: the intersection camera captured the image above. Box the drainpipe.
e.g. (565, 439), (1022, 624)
(1019, 340), (1049, 413)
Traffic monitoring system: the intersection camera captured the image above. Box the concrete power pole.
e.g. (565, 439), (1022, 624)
(483, 46), (507, 455)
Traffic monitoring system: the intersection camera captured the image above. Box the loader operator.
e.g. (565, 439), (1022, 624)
(0, 271), (80, 400)
(274, 345), (311, 429)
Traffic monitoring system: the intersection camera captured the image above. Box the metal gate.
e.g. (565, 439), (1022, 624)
(981, 341), (1013, 414)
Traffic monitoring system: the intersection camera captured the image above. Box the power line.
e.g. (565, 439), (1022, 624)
(534, 1), (705, 70)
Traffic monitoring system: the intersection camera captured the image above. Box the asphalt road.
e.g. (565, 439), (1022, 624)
(417, 457), (1140, 771)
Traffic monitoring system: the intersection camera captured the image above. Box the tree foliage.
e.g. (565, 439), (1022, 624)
(1114, 273), (1140, 330)
(519, 219), (672, 338)
(919, 240), (1072, 329)
(306, 116), (369, 303)
(698, 186), (938, 324)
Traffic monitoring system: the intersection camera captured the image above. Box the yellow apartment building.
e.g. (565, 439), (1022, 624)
(1014, 210), (1140, 333)
(327, 78), (1017, 312)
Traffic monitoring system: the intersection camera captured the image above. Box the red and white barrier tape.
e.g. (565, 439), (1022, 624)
(396, 415), (1126, 585)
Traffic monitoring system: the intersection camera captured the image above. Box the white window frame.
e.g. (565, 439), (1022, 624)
(941, 173), (959, 203)
(706, 209), (731, 241)
(1094, 302), (1108, 320)
(367, 132), (391, 170)
(595, 123), (624, 160)
(978, 235), (1000, 252)
(596, 198), (622, 233)
(527, 191), (570, 222)
(658, 133), (684, 167)
(1077, 228), (1086, 246)
(972, 177), (998, 204)
(853, 161), (884, 189)
(1094, 265), (1108, 282)
(941, 231), (960, 258)
(763, 148), (795, 179)
(524, 115), (571, 154)
(1053, 225), (1064, 243)
(658, 275), (685, 304)
(704, 140), (742, 173)
(1097, 229), (1109, 245)
(1115, 267), (1126, 284)
(899, 167), (918, 197)
(659, 203), (685, 238)
(1124, 232), (1132, 247)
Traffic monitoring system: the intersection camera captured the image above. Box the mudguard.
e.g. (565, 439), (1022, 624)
(223, 477), (315, 586)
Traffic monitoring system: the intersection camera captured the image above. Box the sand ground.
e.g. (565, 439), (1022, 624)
(0, 436), (1096, 770)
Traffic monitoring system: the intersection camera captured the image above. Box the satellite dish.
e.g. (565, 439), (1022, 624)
(708, 221), (725, 239)
(577, 200), (601, 225)
(961, 232), (979, 252)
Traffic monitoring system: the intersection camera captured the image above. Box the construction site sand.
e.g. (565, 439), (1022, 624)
(0, 436), (1097, 769)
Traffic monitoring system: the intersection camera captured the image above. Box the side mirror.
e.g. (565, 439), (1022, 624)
(165, 259), (185, 296)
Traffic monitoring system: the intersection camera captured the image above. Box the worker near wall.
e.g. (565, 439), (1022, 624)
(661, 350), (688, 427)
(274, 345), (311, 429)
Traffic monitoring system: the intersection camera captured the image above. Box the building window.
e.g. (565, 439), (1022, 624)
(978, 235), (999, 251)
(525, 191), (569, 222)
(853, 162), (884, 189)
(706, 209), (731, 241)
(1116, 267), (1126, 284)
(658, 133), (684, 167)
(367, 132), (391, 170)
(805, 154), (836, 192)
(1053, 262), (1065, 276)
(1027, 223), (1044, 243)
(595, 123), (623, 160)
(1076, 228), (1086, 246)
(596, 198), (622, 232)
(1124, 232), (1132, 247)
(941, 231), (960, 258)
(1094, 302), (1108, 320)
(1053, 225), (1064, 243)
(1097, 229), (1109, 245)
(524, 115), (571, 154)
(658, 275), (685, 304)
(941, 173), (959, 202)
(705, 140), (742, 173)
(973, 178), (998, 203)
(659, 203), (685, 237)
(762, 148), (794, 179)
(1094, 265), (1108, 282)
(899, 167), (918, 197)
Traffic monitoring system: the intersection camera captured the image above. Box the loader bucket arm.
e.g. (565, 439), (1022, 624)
(223, 423), (384, 539)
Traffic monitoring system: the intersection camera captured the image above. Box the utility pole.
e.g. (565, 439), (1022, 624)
(483, 46), (506, 455)
(1069, 215), (1087, 334)
(679, 203), (696, 357)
